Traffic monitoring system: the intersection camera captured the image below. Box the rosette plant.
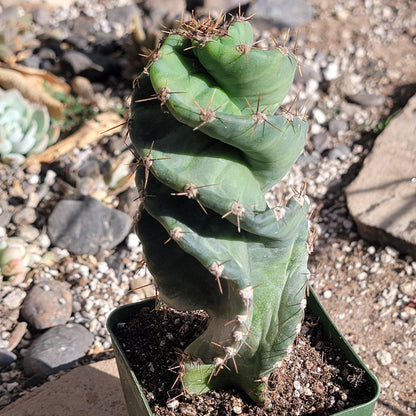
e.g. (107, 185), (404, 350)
(0, 88), (59, 165)
(128, 14), (311, 406)
(0, 237), (31, 285)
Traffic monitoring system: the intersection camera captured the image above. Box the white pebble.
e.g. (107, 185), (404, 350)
(293, 380), (302, 391)
(37, 233), (51, 249)
(97, 262), (109, 274)
(310, 123), (322, 135)
(0, 340), (10, 349)
(167, 399), (179, 410)
(323, 290), (332, 299)
(376, 350), (392, 366)
(44, 170), (57, 186)
(27, 175), (39, 185)
(323, 62), (341, 81)
(358, 272), (368, 280)
(385, 246), (399, 257)
(313, 108), (327, 125)
(126, 233), (140, 250)
(78, 264), (90, 277)
(306, 78), (319, 94)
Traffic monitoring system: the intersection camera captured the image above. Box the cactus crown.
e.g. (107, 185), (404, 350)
(129, 14), (310, 405)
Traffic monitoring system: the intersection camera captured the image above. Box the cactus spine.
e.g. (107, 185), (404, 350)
(129, 15), (310, 405)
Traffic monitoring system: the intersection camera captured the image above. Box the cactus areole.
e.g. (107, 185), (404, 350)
(130, 15), (310, 406)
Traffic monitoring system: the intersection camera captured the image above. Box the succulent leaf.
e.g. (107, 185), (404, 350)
(0, 88), (60, 165)
(0, 237), (29, 285)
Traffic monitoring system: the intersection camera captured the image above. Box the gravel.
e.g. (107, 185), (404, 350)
(0, 0), (415, 415)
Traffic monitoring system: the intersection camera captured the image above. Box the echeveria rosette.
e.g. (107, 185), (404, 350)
(0, 237), (30, 285)
(0, 88), (59, 165)
(130, 16), (310, 405)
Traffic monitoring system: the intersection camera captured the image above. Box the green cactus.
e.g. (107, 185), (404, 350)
(129, 15), (310, 405)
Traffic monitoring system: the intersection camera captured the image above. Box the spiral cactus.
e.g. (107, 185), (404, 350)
(129, 15), (310, 405)
(0, 88), (59, 165)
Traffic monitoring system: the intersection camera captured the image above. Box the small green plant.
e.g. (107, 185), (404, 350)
(52, 91), (99, 136)
(0, 88), (60, 165)
(129, 15), (310, 405)
(0, 237), (30, 285)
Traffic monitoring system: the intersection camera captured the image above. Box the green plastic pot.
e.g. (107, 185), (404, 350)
(107, 288), (380, 416)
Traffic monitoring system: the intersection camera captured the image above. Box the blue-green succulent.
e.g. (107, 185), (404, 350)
(0, 88), (60, 165)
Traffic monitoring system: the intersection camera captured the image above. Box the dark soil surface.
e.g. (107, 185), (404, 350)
(114, 304), (374, 415)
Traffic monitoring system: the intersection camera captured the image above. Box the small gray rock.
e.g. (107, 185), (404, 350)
(47, 196), (132, 255)
(250, 0), (313, 29)
(0, 350), (16, 370)
(202, 0), (242, 14)
(23, 324), (93, 377)
(142, 0), (186, 24)
(294, 63), (322, 84)
(21, 280), (72, 330)
(67, 14), (95, 38)
(65, 34), (89, 51)
(347, 93), (385, 107)
(61, 51), (104, 76)
(0, 204), (12, 228)
(106, 4), (141, 26)
(37, 47), (56, 61)
(327, 145), (350, 161)
(328, 118), (349, 135)
(311, 131), (331, 153)
(32, 7), (50, 26)
(296, 151), (320, 168)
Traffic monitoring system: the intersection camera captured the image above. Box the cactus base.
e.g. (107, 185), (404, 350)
(107, 288), (379, 416)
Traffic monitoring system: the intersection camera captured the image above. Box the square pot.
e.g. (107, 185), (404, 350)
(107, 289), (380, 416)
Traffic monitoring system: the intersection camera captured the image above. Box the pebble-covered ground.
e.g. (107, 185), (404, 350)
(0, 1), (415, 415)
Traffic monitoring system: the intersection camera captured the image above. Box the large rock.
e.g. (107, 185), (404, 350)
(346, 94), (416, 258)
(47, 196), (132, 255)
(1, 359), (126, 416)
(23, 324), (94, 378)
(21, 280), (72, 330)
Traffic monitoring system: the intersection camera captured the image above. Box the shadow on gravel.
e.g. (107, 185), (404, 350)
(377, 398), (414, 416)
(1, 362), (126, 416)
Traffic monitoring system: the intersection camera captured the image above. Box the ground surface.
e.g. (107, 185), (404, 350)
(0, 0), (415, 415)
(300, 2), (416, 415)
